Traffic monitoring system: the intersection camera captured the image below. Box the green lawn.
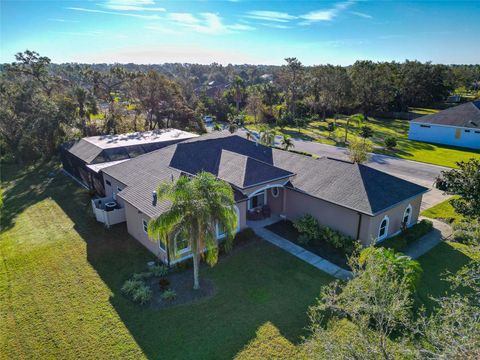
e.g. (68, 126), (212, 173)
(420, 196), (464, 224)
(246, 114), (480, 168)
(416, 241), (479, 312)
(0, 163), (333, 360)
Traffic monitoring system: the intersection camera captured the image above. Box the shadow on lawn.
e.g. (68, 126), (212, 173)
(3, 162), (319, 359)
(416, 241), (472, 314)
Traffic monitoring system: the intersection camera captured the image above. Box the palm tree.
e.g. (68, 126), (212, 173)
(259, 127), (275, 146)
(344, 113), (364, 143)
(148, 172), (237, 290)
(73, 87), (98, 136)
(232, 75), (244, 113)
(280, 134), (294, 151)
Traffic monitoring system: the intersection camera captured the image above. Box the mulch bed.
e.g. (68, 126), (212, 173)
(266, 220), (351, 270)
(149, 272), (216, 310)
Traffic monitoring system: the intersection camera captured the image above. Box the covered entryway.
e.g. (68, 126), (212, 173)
(246, 184), (286, 228)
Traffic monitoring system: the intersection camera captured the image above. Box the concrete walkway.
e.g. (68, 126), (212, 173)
(254, 227), (353, 280)
(404, 217), (453, 259)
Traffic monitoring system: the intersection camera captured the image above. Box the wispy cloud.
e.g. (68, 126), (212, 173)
(350, 11), (372, 19)
(101, 0), (165, 12)
(168, 12), (254, 34)
(260, 23), (291, 29)
(67, 7), (161, 20)
(48, 18), (79, 23)
(299, 1), (355, 24)
(246, 11), (296, 23)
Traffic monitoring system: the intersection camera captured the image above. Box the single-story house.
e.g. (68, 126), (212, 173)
(408, 100), (480, 149)
(60, 129), (198, 195)
(89, 131), (428, 265)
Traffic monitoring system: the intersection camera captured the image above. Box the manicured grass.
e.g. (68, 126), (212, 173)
(420, 196), (464, 224)
(0, 163), (333, 359)
(416, 241), (479, 313)
(246, 114), (480, 168)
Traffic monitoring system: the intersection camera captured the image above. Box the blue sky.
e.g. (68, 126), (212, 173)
(1, 0), (479, 65)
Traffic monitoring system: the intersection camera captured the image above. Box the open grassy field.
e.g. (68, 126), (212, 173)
(246, 114), (480, 168)
(0, 163), (333, 360)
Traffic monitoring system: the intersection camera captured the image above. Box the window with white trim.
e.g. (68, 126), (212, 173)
(271, 187), (279, 197)
(403, 205), (412, 226)
(142, 219), (148, 234)
(175, 234), (190, 254)
(216, 222), (226, 239)
(248, 191), (265, 210)
(378, 216), (389, 240)
(158, 238), (166, 252)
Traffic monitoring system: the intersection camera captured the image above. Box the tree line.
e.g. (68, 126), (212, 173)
(1, 50), (479, 163)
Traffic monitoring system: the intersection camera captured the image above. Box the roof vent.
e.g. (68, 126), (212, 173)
(152, 191), (157, 206)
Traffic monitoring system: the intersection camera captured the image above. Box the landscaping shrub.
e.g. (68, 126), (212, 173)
(294, 214), (355, 253)
(384, 136), (397, 149)
(131, 272), (153, 281)
(121, 279), (144, 297)
(150, 264), (168, 277)
(293, 214), (321, 244)
(132, 284), (153, 305)
(453, 219), (480, 246)
(378, 219), (433, 251)
(319, 226), (355, 255)
(161, 289), (177, 301)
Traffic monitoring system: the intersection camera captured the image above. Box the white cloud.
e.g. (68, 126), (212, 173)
(167, 12), (254, 34)
(350, 11), (372, 19)
(169, 13), (200, 25)
(260, 23), (291, 29)
(101, 0), (165, 12)
(67, 7), (161, 20)
(48, 18), (79, 23)
(246, 11), (296, 23)
(300, 1), (355, 23)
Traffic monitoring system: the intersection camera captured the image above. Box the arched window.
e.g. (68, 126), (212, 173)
(403, 205), (412, 226)
(378, 216), (389, 241)
(271, 187), (279, 198)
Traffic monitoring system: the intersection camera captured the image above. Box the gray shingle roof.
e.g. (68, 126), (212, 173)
(413, 101), (480, 129)
(103, 131), (428, 218)
(217, 150), (294, 188)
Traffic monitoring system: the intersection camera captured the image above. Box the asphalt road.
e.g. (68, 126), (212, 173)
(239, 129), (451, 210)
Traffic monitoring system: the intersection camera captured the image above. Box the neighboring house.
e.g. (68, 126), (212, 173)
(89, 131), (428, 265)
(408, 100), (480, 149)
(60, 129), (198, 195)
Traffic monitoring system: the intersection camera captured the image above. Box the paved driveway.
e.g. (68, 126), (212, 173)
(239, 129), (451, 210)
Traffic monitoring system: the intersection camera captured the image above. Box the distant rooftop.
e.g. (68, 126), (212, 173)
(414, 100), (480, 129)
(84, 129), (198, 149)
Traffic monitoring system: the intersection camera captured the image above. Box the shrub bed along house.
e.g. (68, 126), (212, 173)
(377, 219), (433, 252)
(266, 217), (354, 270)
